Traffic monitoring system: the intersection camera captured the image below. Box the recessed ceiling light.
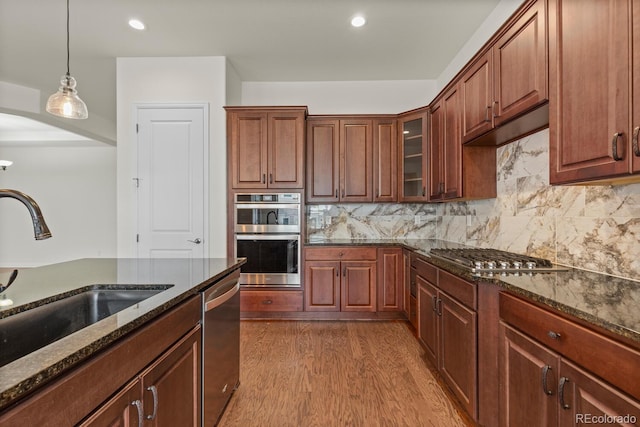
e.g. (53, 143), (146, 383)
(128, 19), (145, 30)
(351, 16), (366, 28)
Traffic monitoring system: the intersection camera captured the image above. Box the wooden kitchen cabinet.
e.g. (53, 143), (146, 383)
(373, 118), (398, 202)
(304, 247), (377, 312)
(429, 84), (463, 201)
(306, 117), (373, 203)
(0, 296), (202, 426)
(462, 0), (548, 145)
(81, 326), (201, 427)
(500, 292), (640, 426)
(226, 106), (306, 189)
(376, 247), (403, 311)
(398, 108), (429, 202)
(412, 254), (478, 419)
(549, 0), (640, 184)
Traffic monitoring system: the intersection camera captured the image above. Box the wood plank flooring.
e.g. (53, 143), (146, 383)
(218, 320), (470, 427)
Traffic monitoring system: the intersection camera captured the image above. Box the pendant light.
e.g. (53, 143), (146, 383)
(46, 0), (88, 119)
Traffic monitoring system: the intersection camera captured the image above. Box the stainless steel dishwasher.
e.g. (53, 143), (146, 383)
(202, 268), (240, 426)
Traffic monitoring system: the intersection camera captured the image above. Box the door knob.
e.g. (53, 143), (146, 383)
(188, 238), (202, 244)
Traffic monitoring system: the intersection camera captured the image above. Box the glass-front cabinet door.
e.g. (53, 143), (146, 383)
(398, 108), (428, 202)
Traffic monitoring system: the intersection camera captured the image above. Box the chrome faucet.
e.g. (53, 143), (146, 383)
(0, 189), (52, 240)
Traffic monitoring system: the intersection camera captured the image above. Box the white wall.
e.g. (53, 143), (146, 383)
(116, 56), (229, 258)
(0, 145), (116, 267)
(436, 0), (524, 90)
(241, 80), (437, 114)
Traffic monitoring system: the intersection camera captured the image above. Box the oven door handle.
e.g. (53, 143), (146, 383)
(205, 282), (240, 312)
(235, 234), (300, 240)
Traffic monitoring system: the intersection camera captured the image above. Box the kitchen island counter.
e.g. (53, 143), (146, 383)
(306, 238), (640, 344)
(0, 257), (245, 410)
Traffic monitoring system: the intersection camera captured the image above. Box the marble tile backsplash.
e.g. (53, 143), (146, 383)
(306, 129), (640, 281)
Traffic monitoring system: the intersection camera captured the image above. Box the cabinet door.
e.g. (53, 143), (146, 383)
(499, 323), (559, 427)
(340, 119), (373, 202)
(268, 111), (305, 188)
(462, 50), (494, 143)
(398, 111), (429, 202)
(559, 359), (640, 426)
(428, 99), (444, 200)
(229, 111), (268, 188)
(373, 119), (397, 202)
(549, 0), (630, 183)
(493, 0), (547, 126)
(418, 276), (438, 367)
(304, 260), (341, 311)
(306, 119), (340, 202)
(79, 379), (143, 427)
(633, 0), (640, 174)
(442, 85), (463, 200)
(341, 261), (377, 312)
(439, 291), (478, 419)
(376, 247), (403, 311)
(141, 327), (201, 427)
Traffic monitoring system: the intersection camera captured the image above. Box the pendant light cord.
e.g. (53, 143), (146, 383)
(66, 0), (70, 77)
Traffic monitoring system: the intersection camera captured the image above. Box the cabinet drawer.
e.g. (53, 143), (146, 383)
(411, 254), (437, 284)
(500, 292), (640, 400)
(305, 246), (377, 261)
(240, 290), (303, 312)
(438, 269), (477, 310)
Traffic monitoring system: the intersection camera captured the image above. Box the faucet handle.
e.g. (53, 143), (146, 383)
(0, 269), (18, 293)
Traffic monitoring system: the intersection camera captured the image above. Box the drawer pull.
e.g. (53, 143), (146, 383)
(262, 299), (273, 305)
(541, 365), (554, 395)
(547, 331), (561, 340)
(559, 377), (571, 409)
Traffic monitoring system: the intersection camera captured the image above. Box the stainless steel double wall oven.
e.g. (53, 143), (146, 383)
(233, 193), (301, 287)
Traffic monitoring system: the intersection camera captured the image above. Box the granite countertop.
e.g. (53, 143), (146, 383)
(0, 257), (245, 410)
(305, 238), (640, 344)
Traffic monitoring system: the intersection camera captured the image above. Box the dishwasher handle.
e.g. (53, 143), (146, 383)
(205, 281), (240, 312)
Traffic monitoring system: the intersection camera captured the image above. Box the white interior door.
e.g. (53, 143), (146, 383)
(136, 105), (208, 259)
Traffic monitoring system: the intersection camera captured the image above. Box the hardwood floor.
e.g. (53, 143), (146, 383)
(218, 320), (471, 427)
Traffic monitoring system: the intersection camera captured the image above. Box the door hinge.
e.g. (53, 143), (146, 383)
(136, 234), (139, 243)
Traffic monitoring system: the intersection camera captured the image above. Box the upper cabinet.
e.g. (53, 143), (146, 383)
(549, 0), (640, 184)
(306, 117), (374, 203)
(429, 84), (463, 201)
(462, 0), (548, 145)
(398, 108), (429, 202)
(226, 106), (306, 189)
(373, 118), (398, 202)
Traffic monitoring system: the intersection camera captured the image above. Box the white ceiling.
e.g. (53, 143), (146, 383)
(0, 0), (502, 141)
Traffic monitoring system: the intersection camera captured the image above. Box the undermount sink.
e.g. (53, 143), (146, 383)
(0, 286), (172, 368)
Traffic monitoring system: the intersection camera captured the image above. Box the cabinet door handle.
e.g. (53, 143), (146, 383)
(541, 365), (554, 395)
(484, 105), (492, 123)
(422, 187), (426, 197)
(343, 266), (346, 277)
(262, 173), (266, 184)
(431, 295), (438, 313)
(559, 377), (570, 409)
(493, 101), (499, 118)
(611, 132), (624, 161)
(131, 400), (144, 427)
(335, 189), (338, 198)
(146, 385), (158, 420)
(633, 126), (640, 157)
(436, 298), (443, 316)
(269, 173), (273, 184)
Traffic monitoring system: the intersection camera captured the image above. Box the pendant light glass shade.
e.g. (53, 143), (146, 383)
(46, 0), (88, 119)
(46, 74), (88, 119)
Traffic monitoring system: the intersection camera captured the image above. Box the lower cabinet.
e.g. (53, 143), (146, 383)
(304, 247), (377, 312)
(240, 290), (303, 312)
(416, 261), (478, 419)
(80, 326), (201, 426)
(376, 247), (403, 311)
(499, 292), (640, 427)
